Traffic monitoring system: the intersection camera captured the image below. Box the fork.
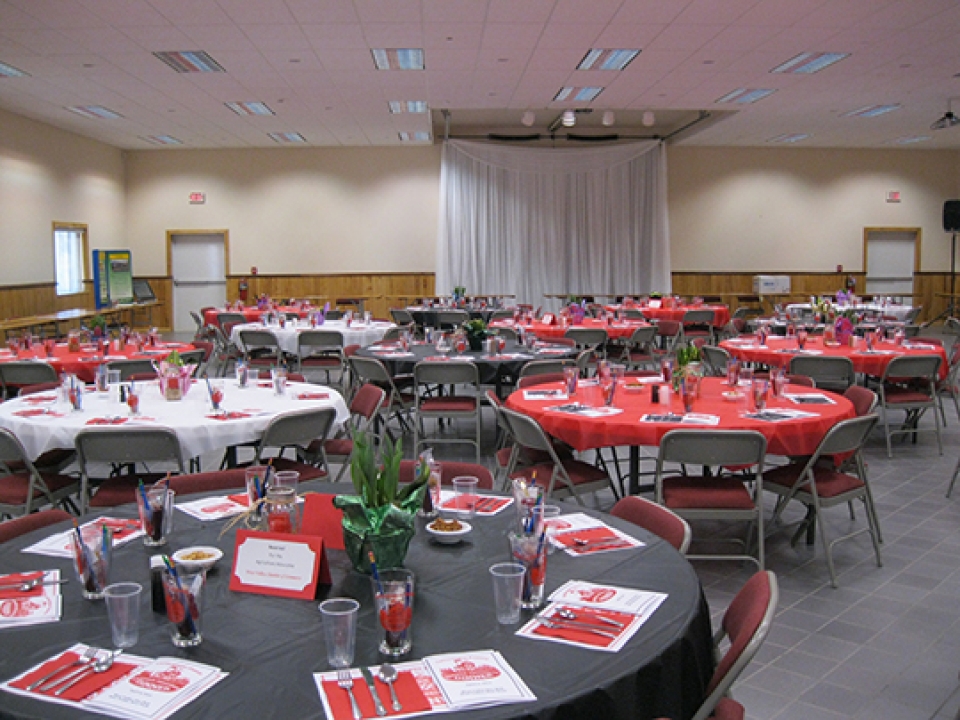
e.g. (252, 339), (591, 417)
(27, 646), (98, 691)
(337, 669), (363, 720)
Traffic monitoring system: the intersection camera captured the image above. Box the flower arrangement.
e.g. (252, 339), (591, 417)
(672, 344), (702, 392)
(462, 318), (489, 351)
(334, 432), (427, 573)
(88, 314), (107, 337)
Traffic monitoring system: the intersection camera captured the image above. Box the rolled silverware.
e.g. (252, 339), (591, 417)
(538, 618), (619, 640)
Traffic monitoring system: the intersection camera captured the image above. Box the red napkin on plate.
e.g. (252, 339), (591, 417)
(553, 526), (633, 554)
(0, 571), (44, 600)
(22, 395), (57, 404)
(11, 651), (137, 701)
(85, 417), (127, 425)
(322, 671), (430, 719)
(14, 408), (58, 418)
(207, 411), (252, 421)
(297, 392), (329, 400)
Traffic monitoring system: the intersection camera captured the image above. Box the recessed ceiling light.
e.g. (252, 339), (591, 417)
(772, 52), (849, 74)
(153, 51), (225, 73)
(398, 131), (431, 142)
(388, 101), (428, 114)
(716, 88), (776, 104)
(844, 104), (900, 118)
(66, 105), (122, 119)
(577, 49), (640, 71)
(767, 133), (810, 143)
(142, 135), (183, 146)
(562, 110), (576, 127)
(0, 60), (28, 78)
(554, 86), (604, 102)
(521, 111), (536, 127)
(893, 135), (930, 145)
(225, 101), (274, 116)
(372, 49), (424, 71)
(268, 132), (306, 143)
(642, 111), (655, 127)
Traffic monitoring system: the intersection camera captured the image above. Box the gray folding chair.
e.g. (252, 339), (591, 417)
(655, 429), (767, 569)
(765, 414), (882, 587)
(517, 359), (575, 382)
(254, 406), (338, 481)
(620, 325), (658, 369)
(296, 329), (345, 385)
(788, 355), (855, 393)
(390, 308), (415, 326)
(0, 428), (80, 518)
(413, 360), (481, 461)
(0, 361), (58, 399)
(348, 355), (415, 437)
(681, 309), (717, 344)
(216, 312), (247, 335)
(435, 309), (469, 330)
(237, 329), (285, 367)
(878, 354), (942, 458)
(106, 359), (157, 381)
(700, 345), (731, 377)
(315, 383), (386, 483)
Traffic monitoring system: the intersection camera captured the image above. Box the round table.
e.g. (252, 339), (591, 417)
(493, 317), (649, 341)
(203, 306), (311, 326)
(0, 485), (714, 720)
(405, 306), (497, 328)
(720, 335), (948, 379)
(230, 320), (395, 355)
(0, 341), (195, 385)
(0, 379), (350, 463)
(606, 304), (731, 328)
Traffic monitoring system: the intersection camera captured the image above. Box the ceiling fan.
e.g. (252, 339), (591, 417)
(931, 100), (960, 130)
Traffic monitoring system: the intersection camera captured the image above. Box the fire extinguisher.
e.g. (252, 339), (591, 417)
(238, 279), (249, 302)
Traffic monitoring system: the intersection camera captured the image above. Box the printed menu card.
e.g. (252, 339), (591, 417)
(21, 518), (143, 558)
(0, 570), (61, 628)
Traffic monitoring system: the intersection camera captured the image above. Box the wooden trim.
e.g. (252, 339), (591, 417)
(165, 229), (231, 277)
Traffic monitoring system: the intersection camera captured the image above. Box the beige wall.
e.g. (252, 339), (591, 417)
(124, 146), (441, 276)
(0, 108), (125, 285)
(668, 146), (960, 273)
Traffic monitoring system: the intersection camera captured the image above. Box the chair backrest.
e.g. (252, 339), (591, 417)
(628, 325), (658, 345)
(258, 407), (338, 457)
(700, 345), (730, 376)
(488, 309), (514, 321)
(732, 307), (763, 320)
(435, 310), (469, 328)
(390, 308), (415, 325)
(518, 373), (567, 388)
(694, 571), (778, 720)
(621, 308), (646, 321)
(499, 407), (555, 455)
(492, 326), (518, 342)
(843, 385), (878, 416)
(788, 355), (855, 391)
(682, 309), (715, 325)
(297, 329), (345, 353)
(658, 429), (767, 469)
(106, 359), (157, 381)
(414, 360), (478, 389)
(75, 427), (185, 471)
(238, 329), (280, 352)
(656, 319), (681, 339)
(784, 374), (815, 387)
(0, 361), (59, 398)
(0, 509), (73, 544)
(350, 383), (387, 421)
(168, 470), (247, 497)
(610, 496), (691, 554)
(563, 327), (608, 348)
(397, 459), (494, 489)
(0, 427), (33, 470)
(519, 359), (574, 379)
(881, 354), (941, 384)
(349, 355), (393, 385)
(19, 381), (60, 396)
(216, 312), (246, 332)
(813, 413), (880, 458)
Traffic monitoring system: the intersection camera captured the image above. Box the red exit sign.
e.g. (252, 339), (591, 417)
(189, 192), (206, 204)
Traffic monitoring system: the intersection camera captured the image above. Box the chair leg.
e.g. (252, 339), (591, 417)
(813, 500), (839, 588)
(948, 456), (960, 498)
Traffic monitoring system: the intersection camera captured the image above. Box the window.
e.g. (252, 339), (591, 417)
(53, 223), (88, 296)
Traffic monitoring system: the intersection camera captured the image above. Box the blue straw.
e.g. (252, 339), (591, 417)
(161, 555), (197, 636)
(368, 550), (384, 596)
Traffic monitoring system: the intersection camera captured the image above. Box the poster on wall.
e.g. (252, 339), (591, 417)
(92, 250), (135, 309)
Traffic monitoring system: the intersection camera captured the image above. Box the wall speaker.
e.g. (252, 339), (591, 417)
(945, 200), (960, 232)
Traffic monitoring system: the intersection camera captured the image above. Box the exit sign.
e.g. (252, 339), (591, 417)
(189, 192), (206, 204)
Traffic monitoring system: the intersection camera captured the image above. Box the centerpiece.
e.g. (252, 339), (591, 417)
(462, 318), (489, 351)
(157, 349), (192, 401)
(334, 433), (427, 573)
(672, 344), (703, 394)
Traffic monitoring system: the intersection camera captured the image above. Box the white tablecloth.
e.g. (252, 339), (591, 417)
(785, 302), (915, 322)
(230, 320), (395, 355)
(0, 380), (349, 461)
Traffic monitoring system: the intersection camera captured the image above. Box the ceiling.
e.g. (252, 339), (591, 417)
(1, 0), (960, 151)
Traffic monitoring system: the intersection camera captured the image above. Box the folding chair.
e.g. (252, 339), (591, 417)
(75, 427), (186, 513)
(0, 361), (58, 400)
(788, 355), (855, 393)
(435, 309), (469, 331)
(349, 356), (415, 438)
(620, 325), (658, 370)
(655, 319), (682, 353)
(0, 429), (80, 519)
(106, 359), (157, 382)
(413, 360), (481, 462)
(655, 429), (767, 568)
(389, 308), (415, 326)
(296, 329), (345, 386)
(254, 406), (338, 481)
(764, 414), (882, 587)
(878, 354), (942, 457)
(610, 496), (691, 553)
(308, 383), (385, 483)
(0, 508), (73, 544)
(501, 407), (612, 505)
(517, 359), (575, 384)
(700, 345), (731, 377)
(216, 312), (247, 337)
(681, 309), (716, 345)
(237, 329), (286, 368)
(397, 460), (494, 490)
(167, 469), (247, 497)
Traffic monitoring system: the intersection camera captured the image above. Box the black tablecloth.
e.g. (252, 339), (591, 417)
(0, 486), (713, 720)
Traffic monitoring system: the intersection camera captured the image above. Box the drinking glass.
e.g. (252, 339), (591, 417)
(752, 379), (769, 411)
(104, 582), (142, 648)
(136, 487), (174, 547)
(271, 367), (287, 395)
(563, 366), (578, 395)
(508, 532), (548, 609)
(71, 525), (112, 600)
(162, 568), (204, 647)
(452, 476), (479, 519)
(372, 569), (414, 657)
(489, 563), (525, 625)
(264, 485), (299, 533)
(207, 379), (224, 412)
(726, 358), (740, 386)
(245, 465), (269, 515)
(319, 598), (359, 668)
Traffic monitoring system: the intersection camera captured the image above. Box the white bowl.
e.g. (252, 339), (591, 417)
(426, 519), (472, 545)
(172, 546), (223, 572)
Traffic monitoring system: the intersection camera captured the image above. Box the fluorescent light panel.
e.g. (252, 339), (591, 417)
(388, 100), (427, 114)
(398, 131), (431, 142)
(844, 104), (900, 118)
(142, 135), (183, 146)
(66, 105), (122, 119)
(772, 52), (849, 74)
(554, 86), (604, 102)
(268, 132), (306, 143)
(716, 88), (775, 104)
(153, 51), (224, 73)
(578, 49), (640, 71)
(767, 133), (810, 143)
(893, 135), (930, 145)
(225, 101), (274, 116)
(0, 61), (29, 78)
(372, 48), (424, 70)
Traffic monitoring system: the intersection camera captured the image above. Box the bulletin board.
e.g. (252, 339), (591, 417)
(93, 250), (135, 309)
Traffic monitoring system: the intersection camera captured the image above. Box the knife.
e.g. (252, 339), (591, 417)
(360, 667), (387, 717)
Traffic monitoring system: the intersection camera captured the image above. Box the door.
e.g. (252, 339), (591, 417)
(169, 231), (228, 333)
(863, 228), (920, 299)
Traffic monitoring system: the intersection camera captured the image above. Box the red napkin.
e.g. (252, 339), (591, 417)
(322, 670), (430, 719)
(553, 527), (633, 554)
(532, 621), (617, 648)
(14, 409), (60, 418)
(227, 493), (250, 507)
(22, 395), (57, 404)
(257, 381), (273, 388)
(11, 651), (138, 701)
(297, 392), (329, 400)
(207, 411), (252, 421)
(85, 417), (127, 425)
(93, 518), (143, 543)
(424, 356), (451, 362)
(0, 571), (44, 600)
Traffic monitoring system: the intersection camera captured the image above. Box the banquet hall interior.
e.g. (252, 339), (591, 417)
(2, 1), (960, 719)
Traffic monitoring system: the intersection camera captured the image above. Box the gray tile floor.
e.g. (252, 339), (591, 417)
(189, 329), (960, 719)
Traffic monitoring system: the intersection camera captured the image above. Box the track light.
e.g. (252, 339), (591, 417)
(562, 110), (576, 127)
(601, 111), (615, 127)
(521, 111), (535, 127)
(642, 111), (655, 127)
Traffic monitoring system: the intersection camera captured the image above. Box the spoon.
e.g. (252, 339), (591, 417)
(54, 650), (122, 696)
(0, 577), (69, 592)
(378, 663), (402, 712)
(556, 607), (625, 629)
(539, 619), (619, 640)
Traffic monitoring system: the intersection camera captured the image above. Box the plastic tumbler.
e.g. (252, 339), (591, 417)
(104, 582), (142, 648)
(319, 598), (359, 668)
(452, 476), (479, 519)
(489, 563), (525, 625)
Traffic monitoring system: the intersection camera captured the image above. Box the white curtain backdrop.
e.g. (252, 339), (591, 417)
(436, 139), (671, 309)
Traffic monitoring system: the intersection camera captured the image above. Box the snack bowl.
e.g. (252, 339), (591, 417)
(172, 546), (223, 572)
(722, 391), (744, 402)
(426, 519), (472, 545)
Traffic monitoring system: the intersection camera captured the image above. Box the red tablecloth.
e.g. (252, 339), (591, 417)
(607, 303), (731, 328)
(203, 306), (311, 326)
(0, 341), (195, 384)
(720, 336), (948, 380)
(505, 377), (854, 458)
(491, 317), (650, 341)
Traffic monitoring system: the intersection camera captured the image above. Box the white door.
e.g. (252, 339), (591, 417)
(864, 229), (918, 298)
(170, 232), (227, 333)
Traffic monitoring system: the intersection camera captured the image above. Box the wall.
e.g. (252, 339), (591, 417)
(123, 146), (441, 277)
(668, 146), (960, 273)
